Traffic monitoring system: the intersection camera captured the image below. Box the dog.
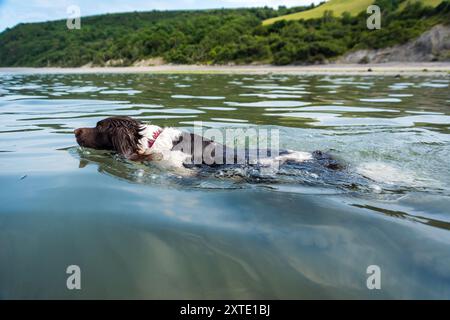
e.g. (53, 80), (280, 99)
(74, 116), (341, 171)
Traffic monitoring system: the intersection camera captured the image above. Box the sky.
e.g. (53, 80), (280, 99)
(0, 0), (321, 32)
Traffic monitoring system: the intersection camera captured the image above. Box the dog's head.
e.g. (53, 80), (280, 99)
(74, 116), (142, 156)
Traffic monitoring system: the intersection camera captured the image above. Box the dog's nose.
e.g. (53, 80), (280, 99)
(74, 128), (82, 137)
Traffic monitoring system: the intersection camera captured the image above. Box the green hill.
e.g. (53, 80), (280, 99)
(0, 1), (449, 67)
(263, 0), (443, 25)
(264, 0), (374, 25)
(399, 0), (444, 9)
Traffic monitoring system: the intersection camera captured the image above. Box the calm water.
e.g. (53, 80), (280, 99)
(1, 72), (450, 299)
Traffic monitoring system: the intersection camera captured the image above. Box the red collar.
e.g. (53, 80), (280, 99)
(148, 129), (163, 149)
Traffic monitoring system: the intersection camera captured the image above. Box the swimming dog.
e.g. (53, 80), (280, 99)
(74, 116), (340, 170)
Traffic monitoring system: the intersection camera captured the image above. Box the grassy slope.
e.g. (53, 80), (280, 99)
(263, 0), (374, 25)
(263, 0), (443, 25)
(399, 0), (444, 9)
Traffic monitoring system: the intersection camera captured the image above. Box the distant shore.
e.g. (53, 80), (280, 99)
(1, 62), (450, 76)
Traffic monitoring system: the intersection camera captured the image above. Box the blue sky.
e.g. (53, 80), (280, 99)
(0, 0), (320, 32)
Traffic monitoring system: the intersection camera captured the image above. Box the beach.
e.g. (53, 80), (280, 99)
(1, 62), (450, 76)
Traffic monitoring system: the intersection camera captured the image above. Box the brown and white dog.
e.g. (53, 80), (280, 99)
(74, 116), (339, 170)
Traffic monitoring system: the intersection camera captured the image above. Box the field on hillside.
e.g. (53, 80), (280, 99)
(399, 0), (443, 10)
(263, 0), (374, 25)
(263, 0), (443, 25)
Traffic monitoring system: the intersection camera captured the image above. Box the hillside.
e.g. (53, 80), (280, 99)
(399, 0), (444, 10)
(0, 1), (449, 67)
(263, 0), (374, 25)
(263, 0), (443, 25)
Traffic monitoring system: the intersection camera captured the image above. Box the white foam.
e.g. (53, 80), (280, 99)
(258, 151), (312, 167)
(280, 151), (313, 163)
(356, 162), (428, 187)
(155, 150), (192, 170)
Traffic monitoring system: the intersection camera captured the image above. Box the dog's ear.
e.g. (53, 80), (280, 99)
(111, 127), (137, 157)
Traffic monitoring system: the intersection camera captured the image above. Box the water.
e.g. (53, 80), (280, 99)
(1, 71), (450, 299)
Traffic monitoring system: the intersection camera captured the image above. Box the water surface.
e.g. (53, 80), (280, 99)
(1, 72), (450, 299)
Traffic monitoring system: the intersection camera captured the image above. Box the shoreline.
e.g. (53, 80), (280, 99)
(1, 62), (450, 76)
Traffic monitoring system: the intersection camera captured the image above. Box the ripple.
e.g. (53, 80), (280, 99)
(7, 84), (42, 90)
(240, 93), (302, 99)
(269, 90), (310, 94)
(243, 85), (306, 91)
(172, 95), (225, 100)
(140, 108), (204, 114)
(0, 99), (129, 113)
(264, 112), (340, 124)
(356, 162), (437, 188)
(389, 94), (413, 97)
(419, 82), (449, 88)
(100, 89), (142, 95)
(405, 111), (444, 115)
(0, 95), (47, 101)
(316, 85), (341, 89)
(395, 115), (450, 126)
(67, 86), (107, 93)
(199, 106), (237, 111)
(265, 106), (399, 113)
(265, 112), (450, 127)
(179, 121), (254, 128)
(210, 118), (248, 123)
(360, 98), (402, 103)
(225, 101), (311, 108)
(389, 82), (414, 90)
(125, 103), (165, 109)
(139, 115), (198, 120)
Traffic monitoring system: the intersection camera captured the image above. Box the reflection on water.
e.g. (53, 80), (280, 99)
(0, 72), (450, 299)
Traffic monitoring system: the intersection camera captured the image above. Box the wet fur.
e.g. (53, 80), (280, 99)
(75, 116), (342, 170)
(75, 117), (152, 161)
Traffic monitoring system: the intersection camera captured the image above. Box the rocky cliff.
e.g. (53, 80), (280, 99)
(338, 24), (450, 64)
